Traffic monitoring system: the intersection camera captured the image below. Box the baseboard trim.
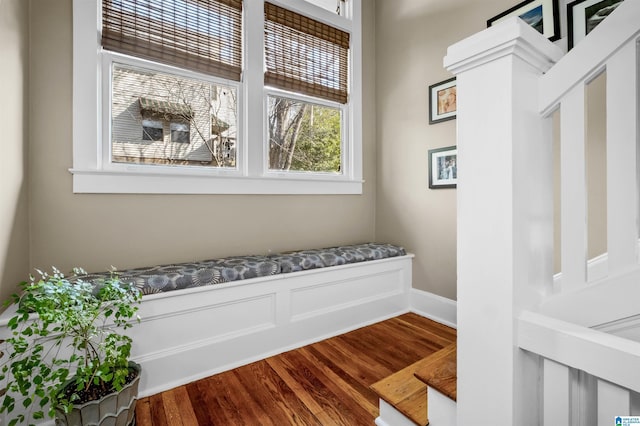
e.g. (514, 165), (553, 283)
(410, 288), (457, 329)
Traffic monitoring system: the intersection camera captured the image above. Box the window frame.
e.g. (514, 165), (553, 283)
(71, 0), (362, 195)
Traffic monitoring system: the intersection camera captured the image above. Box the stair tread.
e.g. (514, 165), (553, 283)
(414, 343), (457, 401)
(370, 357), (430, 426)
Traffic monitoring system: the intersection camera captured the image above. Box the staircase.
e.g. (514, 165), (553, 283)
(371, 342), (457, 426)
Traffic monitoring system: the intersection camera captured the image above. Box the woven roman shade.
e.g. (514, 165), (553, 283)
(102, 0), (243, 81)
(264, 2), (350, 104)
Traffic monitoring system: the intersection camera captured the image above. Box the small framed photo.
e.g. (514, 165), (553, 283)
(429, 77), (456, 125)
(428, 146), (457, 189)
(567, 0), (624, 50)
(487, 0), (560, 41)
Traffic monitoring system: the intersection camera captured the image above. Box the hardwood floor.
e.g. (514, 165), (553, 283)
(135, 313), (456, 425)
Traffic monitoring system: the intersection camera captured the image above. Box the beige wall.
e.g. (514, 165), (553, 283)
(586, 73), (607, 260)
(374, 0), (519, 300)
(2, 0), (610, 302)
(0, 0), (30, 302)
(21, 0), (376, 278)
(551, 76), (608, 274)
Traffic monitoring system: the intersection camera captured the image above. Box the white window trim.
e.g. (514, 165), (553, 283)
(71, 0), (363, 195)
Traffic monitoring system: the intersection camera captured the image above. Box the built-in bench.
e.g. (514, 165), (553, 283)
(65, 243), (414, 398)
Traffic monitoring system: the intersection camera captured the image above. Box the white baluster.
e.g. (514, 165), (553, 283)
(561, 84), (588, 290)
(544, 359), (571, 425)
(598, 379), (630, 425)
(606, 41), (639, 274)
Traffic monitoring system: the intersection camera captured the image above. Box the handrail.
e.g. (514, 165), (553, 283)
(518, 310), (640, 393)
(543, 265), (640, 327)
(538, 0), (640, 115)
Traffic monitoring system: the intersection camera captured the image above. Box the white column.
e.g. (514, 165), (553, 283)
(444, 18), (563, 425)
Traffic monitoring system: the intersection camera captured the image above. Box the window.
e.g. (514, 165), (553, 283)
(142, 119), (163, 141)
(72, 0), (362, 194)
(171, 122), (190, 144)
(264, 3), (349, 175)
(303, 0), (346, 16)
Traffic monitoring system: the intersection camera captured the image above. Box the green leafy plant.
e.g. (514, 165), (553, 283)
(0, 267), (142, 426)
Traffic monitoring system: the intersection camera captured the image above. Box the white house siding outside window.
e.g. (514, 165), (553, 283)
(111, 63), (237, 168)
(72, 0), (362, 194)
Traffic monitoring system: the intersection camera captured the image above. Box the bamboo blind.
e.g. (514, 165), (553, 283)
(102, 0), (243, 81)
(264, 2), (350, 104)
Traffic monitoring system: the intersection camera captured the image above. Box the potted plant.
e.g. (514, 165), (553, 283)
(0, 267), (142, 426)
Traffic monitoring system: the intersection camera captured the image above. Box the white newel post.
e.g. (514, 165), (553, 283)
(444, 19), (563, 425)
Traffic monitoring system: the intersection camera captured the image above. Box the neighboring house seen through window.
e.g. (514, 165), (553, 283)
(72, 0), (362, 194)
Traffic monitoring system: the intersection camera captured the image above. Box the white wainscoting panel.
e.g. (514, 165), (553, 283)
(130, 255), (414, 397)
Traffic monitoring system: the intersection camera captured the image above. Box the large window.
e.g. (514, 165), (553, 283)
(72, 0), (362, 194)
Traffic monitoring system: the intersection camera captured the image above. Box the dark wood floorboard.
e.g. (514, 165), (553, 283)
(135, 312), (456, 425)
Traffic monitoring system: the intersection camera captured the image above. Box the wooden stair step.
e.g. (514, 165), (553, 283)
(414, 343), (457, 401)
(370, 358), (429, 426)
(370, 343), (457, 426)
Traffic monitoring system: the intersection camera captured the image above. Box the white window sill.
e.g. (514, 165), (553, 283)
(70, 169), (364, 195)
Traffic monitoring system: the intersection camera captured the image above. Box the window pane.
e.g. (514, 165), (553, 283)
(142, 119), (163, 141)
(170, 122), (190, 143)
(111, 62), (237, 168)
(267, 95), (341, 173)
(303, 0), (345, 16)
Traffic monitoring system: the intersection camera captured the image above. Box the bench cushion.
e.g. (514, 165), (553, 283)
(76, 243), (406, 295)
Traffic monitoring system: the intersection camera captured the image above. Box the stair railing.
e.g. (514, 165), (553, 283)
(445, 0), (640, 423)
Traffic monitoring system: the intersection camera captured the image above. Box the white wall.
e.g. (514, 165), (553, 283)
(0, 0), (30, 302)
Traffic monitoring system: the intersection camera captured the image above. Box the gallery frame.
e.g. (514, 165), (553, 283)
(428, 77), (457, 125)
(428, 146), (457, 189)
(487, 0), (560, 41)
(567, 0), (624, 49)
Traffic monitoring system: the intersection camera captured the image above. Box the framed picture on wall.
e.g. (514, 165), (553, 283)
(428, 146), (457, 189)
(487, 0), (560, 41)
(567, 0), (624, 50)
(428, 77), (457, 125)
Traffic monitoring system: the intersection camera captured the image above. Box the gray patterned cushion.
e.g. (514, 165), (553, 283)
(74, 243), (406, 295)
